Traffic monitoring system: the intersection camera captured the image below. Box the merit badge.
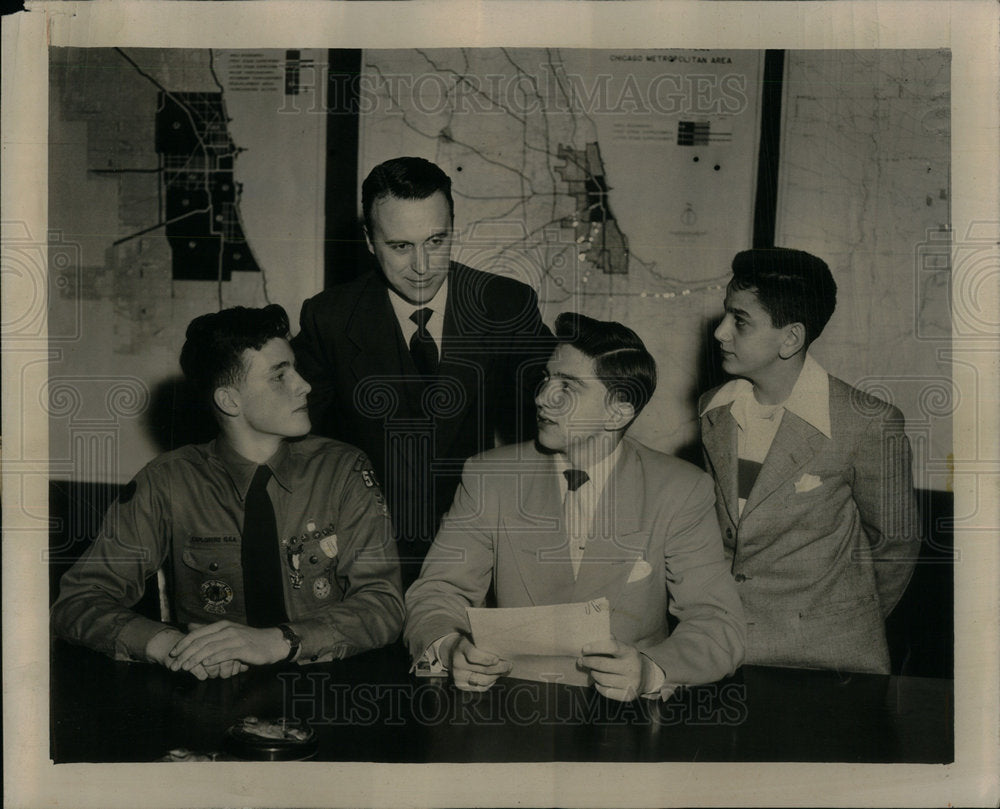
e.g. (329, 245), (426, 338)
(200, 579), (234, 614)
(283, 538), (304, 589)
(312, 576), (332, 600)
(319, 534), (338, 559)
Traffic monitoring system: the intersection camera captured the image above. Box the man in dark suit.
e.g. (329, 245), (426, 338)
(294, 157), (554, 584)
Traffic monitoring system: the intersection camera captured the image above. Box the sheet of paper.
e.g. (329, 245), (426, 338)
(467, 599), (611, 687)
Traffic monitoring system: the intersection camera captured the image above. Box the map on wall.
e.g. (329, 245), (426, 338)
(775, 50), (952, 485)
(50, 47), (326, 356)
(154, 91), (263, 281)
(48, 48), (328, 479)
(359, 48), (765, 453)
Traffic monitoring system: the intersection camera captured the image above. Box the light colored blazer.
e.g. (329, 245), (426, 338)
(404, 438), (746, 691)
(699, 375), (921, 674)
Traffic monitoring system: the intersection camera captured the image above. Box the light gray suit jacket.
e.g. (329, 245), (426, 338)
(404, 438), (746, 691)
(700, 375), (921, 674)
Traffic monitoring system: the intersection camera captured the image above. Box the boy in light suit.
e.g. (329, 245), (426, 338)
(405, 313), (746, 701)
(700, 248), (920, 674)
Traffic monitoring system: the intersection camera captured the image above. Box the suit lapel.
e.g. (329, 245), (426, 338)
(435, 262), (491, 458)
(506, 450), (577, 605)
(702, 406), (740, 526)
(572, 440), (646, 602)
(346, 274), (426, 419)
(434, 264), (492, 459)
(742, 410), (828, 517)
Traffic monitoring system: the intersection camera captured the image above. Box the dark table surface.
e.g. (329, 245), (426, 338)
(50, 639), (953, 764)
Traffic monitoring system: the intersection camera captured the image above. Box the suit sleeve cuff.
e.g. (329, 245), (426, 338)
(639, 652), (676, 700)
(412, 632), (461, 676)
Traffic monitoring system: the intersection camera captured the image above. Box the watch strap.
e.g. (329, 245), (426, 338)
(277, 623), (301, 663)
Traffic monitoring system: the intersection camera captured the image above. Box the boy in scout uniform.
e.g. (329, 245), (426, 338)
(52, 305), (404, 679)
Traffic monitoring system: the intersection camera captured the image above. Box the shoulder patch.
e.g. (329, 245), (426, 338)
(118, 479), (138, 505)
(359, 467), (380, 489)
(354, 462), (388, 516)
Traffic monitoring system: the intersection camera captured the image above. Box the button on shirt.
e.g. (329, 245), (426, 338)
(51, 435), (405, 664)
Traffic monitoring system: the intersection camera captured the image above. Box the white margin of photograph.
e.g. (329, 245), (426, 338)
(3, 1), (998, 807)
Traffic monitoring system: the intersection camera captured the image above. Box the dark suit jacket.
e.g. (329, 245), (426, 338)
(404, 439), (747, 693)
(699, 375), (921, 674)
(293, 262), (554, 578)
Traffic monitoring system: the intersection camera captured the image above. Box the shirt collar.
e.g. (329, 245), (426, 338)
(783, 353), (831, 438)
(699, 353), (832, 438)
(554, 441), (624, 496)
(387, 277), (449, 329)
(700, 377), (753, 417)
(211, 436), (293, 499)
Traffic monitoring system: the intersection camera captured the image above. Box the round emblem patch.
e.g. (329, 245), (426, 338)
(312, 577), (332, 600)
(200, 579), (234, 614)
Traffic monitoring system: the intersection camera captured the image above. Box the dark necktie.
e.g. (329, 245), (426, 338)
(409, 307), (439, 377)
(241, 465), (287, 627)
(563, 468), (590, 492)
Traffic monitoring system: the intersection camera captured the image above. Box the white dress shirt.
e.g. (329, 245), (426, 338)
(554, 444), (623, 579)
(387, 278), (449, 356)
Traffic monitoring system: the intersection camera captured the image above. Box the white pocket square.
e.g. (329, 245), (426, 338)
(627, 558), (653, 584)
(794, 473), (822, 493)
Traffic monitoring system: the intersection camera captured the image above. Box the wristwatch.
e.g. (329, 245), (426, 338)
(277, 623), (301, 663)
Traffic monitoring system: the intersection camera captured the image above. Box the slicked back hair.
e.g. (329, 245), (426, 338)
(362, 156), (454, 235)
(729, 247), (837, 346)
(554, 312), (657, 419)
(179, 304), (290, 401)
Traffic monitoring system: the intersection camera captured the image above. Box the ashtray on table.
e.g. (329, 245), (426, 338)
(224, 716), (318, 761)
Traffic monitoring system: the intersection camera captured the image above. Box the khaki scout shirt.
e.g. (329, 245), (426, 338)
(51, 435), (404, 664)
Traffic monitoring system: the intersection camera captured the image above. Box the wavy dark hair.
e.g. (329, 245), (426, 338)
(554, 312), (657, 418)
(361, 156), (454, 234)
(729, 248), (837, 346)
(179, 304), (290, 399)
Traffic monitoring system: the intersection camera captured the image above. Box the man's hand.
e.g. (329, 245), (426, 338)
(578, 637), (652, 701)
(445, 635), (512, 692)
(201, 660), (251, 680)
(166, 621), (289, 674)
(147, 627), (186, 667)
(145, 627), (249, 680)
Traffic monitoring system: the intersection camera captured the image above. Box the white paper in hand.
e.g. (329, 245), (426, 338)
(467, 598), (612, 687)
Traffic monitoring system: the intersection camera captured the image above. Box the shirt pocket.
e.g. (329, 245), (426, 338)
(176, 542), (245, 621)
(288, 535), (345, 615)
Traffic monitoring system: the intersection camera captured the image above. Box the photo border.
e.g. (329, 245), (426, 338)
(3, 2), (997, 807)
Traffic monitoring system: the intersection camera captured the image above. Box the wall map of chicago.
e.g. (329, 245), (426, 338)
(154, 91), (262, 281)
